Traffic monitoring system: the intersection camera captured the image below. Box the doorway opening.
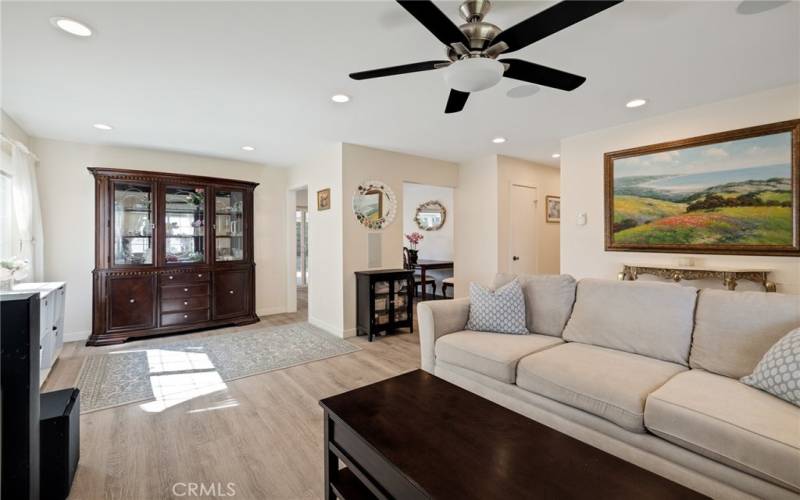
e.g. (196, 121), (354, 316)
(402, 182), (455, 300)
(287, 186), (309, 317)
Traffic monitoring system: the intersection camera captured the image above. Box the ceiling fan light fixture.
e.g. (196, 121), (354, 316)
(444, 58), (504, 93)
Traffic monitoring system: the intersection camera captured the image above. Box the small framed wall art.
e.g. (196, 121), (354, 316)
(545, 196), (561, 223)
(317, 188), (331, 211)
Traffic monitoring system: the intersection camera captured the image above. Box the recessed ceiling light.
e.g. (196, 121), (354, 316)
(241, 146), (255, 151)
(552, 153), (561, 159)
(506, 84), (540, 99)
(331, 94), (350, 103)
(51, 17), (92, 37)
(492, 137), (507, 144)
(626, 98), (647, 108)
(93, 123), (113, 130)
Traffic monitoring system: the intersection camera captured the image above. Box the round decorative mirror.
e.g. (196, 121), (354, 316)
(352, 181), (397, 230)
(414, 200), (447, 231)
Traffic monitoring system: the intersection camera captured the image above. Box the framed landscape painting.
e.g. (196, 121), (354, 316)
(605, 120), (799, 256)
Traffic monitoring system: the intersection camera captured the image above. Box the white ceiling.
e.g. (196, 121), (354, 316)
(2, 1), (798, 168)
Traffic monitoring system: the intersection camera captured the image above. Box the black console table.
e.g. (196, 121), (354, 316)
(354, 269), (414, 341)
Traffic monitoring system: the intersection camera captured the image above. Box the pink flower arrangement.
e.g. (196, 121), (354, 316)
(405, 232), (424, 250)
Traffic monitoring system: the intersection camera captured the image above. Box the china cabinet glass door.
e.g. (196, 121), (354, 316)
(164, 186), (206, 264)
(113, 182), (154, 265)
(215, 189), (245, 262)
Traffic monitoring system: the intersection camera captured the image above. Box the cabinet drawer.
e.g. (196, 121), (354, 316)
(161, 283), (209, 299)
(161, 296), (210, 312)
(160, 272), (209, 285)
(161, 309), (210, 327)
(108, 275), (157, 331)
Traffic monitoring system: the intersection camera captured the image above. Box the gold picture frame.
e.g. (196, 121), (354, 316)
(545, 196), (561, 223)
(604, 119), (800, 256)
(317, 188), (331, 211)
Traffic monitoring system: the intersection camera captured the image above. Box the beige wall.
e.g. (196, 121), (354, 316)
(454, 155), (499, 296)
(497, 155), (561, 275)
(33, 138), (288, 340)
(341, 144), (458, 336)
(561, 84), (800, 293)
(287, 143), (344, 335)
(453, 154), (562, 297)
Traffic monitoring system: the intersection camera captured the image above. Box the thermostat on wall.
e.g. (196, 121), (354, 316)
(576, 213), (587, 226)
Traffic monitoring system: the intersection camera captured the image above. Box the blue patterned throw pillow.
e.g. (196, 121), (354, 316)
(466, 279), (528, 335)
(741, 327), (800, 407)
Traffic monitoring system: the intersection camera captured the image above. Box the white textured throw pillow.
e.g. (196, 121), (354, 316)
(466, 280), (528, 335)
(741, 327), (800, 407)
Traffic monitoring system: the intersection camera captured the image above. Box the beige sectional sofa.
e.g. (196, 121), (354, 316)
(417, 275), (800, 499)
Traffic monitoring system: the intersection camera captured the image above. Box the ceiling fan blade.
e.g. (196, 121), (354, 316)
(445, 89), (469, 114)
(493, 1), (622, 53)
(396, 0), (470, 47)
(349, 60), (450, 80)
(501, 59), (586, 91)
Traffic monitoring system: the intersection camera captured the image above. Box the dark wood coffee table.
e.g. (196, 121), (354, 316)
(320, 370), (707, 500)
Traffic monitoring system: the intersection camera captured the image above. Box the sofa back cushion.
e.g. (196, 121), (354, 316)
(493, 274), (576, 337)
(691, 289), (800, 379)
(562, 279), (698, 365)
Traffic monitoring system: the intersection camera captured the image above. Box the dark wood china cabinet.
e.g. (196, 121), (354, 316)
(88, 168), (258, 345)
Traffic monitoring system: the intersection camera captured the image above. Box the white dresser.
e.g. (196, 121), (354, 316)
(12, 282), (67, 386)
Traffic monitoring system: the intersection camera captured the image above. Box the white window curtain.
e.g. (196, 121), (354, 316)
(9, 141), (44, 282)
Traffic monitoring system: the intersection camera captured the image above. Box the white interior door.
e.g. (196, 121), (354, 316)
(510, 185), (538, 274)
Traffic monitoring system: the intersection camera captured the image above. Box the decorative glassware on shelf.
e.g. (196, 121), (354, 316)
(374, 281), (390, 295)
(113, 184), (153, 265)
(165, 186), (205, 264)
(215, 190), (245, 262)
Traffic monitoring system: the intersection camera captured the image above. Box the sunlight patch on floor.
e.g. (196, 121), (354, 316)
(124, 348), (234, 413)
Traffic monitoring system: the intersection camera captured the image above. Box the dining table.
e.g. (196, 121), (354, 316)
(411, 259), (454, 300)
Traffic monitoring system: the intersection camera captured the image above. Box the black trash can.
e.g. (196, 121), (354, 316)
(40, 388), (80, 500)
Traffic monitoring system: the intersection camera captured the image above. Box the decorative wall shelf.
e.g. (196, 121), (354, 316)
(619, 263), (775, 292)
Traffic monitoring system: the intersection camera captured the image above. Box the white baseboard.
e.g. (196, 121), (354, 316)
(257, 306), (286, 317)
(64, 330), (90, 342)
(342, 327), (357, 338)
(309, 316), (344, 338)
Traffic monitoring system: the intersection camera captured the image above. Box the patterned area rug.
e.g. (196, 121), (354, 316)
(76, 323), (360, 413)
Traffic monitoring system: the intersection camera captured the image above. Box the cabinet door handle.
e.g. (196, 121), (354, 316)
(183, 314), (189, 319)
(197, 273), (203, 278)
(168, 275), (174, 280)
(229, 290), (235, 294)
(183, 288), (189, 292)
(129, 298), (136, 303)
(183, 301), (189, 306)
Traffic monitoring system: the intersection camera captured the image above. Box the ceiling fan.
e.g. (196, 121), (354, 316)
(350, 0), (623, 113)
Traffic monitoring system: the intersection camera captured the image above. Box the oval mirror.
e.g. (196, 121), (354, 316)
(352, 181), (397, 230)
(415, 200), (447, 231)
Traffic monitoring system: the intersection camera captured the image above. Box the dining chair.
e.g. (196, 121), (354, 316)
(403, 247), (436, 298)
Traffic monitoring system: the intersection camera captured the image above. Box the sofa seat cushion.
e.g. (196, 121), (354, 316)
(645, 370), (800, 492)
(435, 330), (562, 384)
(517, 343), (686, 433)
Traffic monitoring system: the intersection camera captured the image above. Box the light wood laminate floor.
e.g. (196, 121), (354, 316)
(45, 289), (422, 500)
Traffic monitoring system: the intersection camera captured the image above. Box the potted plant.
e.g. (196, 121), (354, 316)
(405, 232), (424, 266)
